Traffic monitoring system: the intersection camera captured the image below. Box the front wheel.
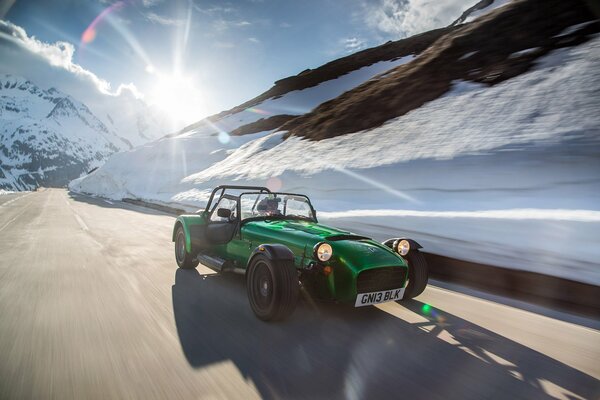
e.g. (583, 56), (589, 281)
(401, 250), (429, 299)
(175, 226), (199, 269)
(246, 255), (299, 321)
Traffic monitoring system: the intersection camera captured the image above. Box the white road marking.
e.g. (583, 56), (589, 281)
(103, 199), (114, 205)
(74, 213), (89, 231)
(0, 215), (19, 232)
(63, 193), (92, 233)
(0, 197), (33, 232)
(0, 192), (32, 207)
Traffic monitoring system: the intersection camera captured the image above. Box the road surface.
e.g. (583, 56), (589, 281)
(0, 189), (598, 399)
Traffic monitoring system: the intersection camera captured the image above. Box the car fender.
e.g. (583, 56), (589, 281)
(173, 213), (208, 253)
(173, 218), (192, 253)
(174, 215), (206, 253)
(247, 244), (295, 270)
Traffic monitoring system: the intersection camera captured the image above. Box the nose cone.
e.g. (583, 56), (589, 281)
(326, 239), (407, 303)
(332, 239), (407, 272)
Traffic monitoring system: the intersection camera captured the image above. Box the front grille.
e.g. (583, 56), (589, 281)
(357, 267), (406, 293)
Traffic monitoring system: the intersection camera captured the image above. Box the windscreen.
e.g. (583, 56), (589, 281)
(240, 193), (315, 221)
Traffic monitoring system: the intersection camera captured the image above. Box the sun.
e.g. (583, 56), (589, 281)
(149, 71), (205, 127)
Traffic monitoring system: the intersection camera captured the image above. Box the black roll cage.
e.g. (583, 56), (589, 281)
(204, 185), (271, 214)
(203, 185), (318, 224)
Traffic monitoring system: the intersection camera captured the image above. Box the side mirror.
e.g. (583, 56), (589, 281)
(217, 208), (232, 219)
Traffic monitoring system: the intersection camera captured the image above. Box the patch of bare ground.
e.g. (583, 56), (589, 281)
(229, 115), (296, 136)
(282, 0), (599, 140)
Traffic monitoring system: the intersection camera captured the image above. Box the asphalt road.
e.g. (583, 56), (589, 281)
(0, 188), (598, 400)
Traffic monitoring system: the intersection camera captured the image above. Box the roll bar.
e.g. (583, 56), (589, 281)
(204, 185), (271, 213)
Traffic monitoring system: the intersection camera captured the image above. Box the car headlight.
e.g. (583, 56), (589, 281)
(315, 242), (333, 262)
(395, 239), (410, 256)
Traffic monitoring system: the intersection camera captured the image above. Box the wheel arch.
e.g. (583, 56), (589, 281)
(173, 218), (192, 254)
(246, 244), (295, 272)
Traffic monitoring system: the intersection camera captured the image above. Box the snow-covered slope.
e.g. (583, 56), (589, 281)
(0, 75), (133, 190)
(72, 34), (600, 284)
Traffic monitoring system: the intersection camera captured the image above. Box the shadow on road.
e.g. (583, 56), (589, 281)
(68, 191), (175, 217)
(172, 269), (599, 399)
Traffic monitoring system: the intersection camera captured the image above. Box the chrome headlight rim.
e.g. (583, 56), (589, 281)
(314, 242), (333, 262)
(394, 239), (410, 256)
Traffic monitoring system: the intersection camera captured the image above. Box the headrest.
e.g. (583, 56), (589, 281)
(257, 197), (280, 211)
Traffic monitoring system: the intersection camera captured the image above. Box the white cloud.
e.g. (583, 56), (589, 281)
(145, 12), (184, 26)
(0, 20), (112, 94)
(248, 37), (260, 43)
(364, 0), (467, 38)
(343, 37), (367, 52)
(279, 22), (292, 28)
(115, 82), (144, 99)
(194, 5), (237, 15)
(141, 0), (164, 7)
(99, 0), (161, 6)
(0, 19), (165, 132)
(212, 18), (253, 31)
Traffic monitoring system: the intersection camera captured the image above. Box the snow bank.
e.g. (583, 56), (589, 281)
(71, 37), (600, 284)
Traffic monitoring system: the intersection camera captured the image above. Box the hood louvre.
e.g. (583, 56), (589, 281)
(325, 234), (371, 241)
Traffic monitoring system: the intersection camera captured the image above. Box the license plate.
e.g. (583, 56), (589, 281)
(355, 288), (405, 307)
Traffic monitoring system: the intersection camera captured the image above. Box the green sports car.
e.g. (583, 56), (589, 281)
(173, 185), (428, 321)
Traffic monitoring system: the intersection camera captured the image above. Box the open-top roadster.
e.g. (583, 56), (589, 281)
(173, 185), (428, 321)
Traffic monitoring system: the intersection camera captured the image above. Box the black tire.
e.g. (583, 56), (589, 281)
(401, 250), (429, 299)
(246, 254), (299, 321)
(175, 226), (199, 270)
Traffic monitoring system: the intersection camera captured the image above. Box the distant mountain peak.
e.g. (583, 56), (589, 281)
(0, 76), (133, 190)
(46, 96), (78, 118)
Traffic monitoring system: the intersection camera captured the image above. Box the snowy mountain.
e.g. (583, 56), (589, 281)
(0, 75), (134, 190)
(92, 90), (169, 148)
(71, 0), (600, 283)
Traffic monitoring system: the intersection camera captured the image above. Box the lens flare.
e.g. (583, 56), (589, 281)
(79, 2), (124, 47)
(422, 304), (431, 314)
(334, 167), (419, 204)
(218, 131), (230, 144)
(247, 107), (271, 116)
(266, 177), (283, 191)
(81, 28), (96, 44)
(79, 1), (152, 68)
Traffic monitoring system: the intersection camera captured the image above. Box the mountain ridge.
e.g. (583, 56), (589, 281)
(0, 74), (130, 190)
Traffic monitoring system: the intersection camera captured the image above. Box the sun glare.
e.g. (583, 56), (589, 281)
(149, 71), (205, 127)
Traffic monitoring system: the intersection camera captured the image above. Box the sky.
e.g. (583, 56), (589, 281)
(0, 0), (471, 129)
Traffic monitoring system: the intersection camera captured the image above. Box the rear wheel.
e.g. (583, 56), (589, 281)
(247, 255), (299, 321)
(401, 250), (428, 299)
(175, 226), (199, 269)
